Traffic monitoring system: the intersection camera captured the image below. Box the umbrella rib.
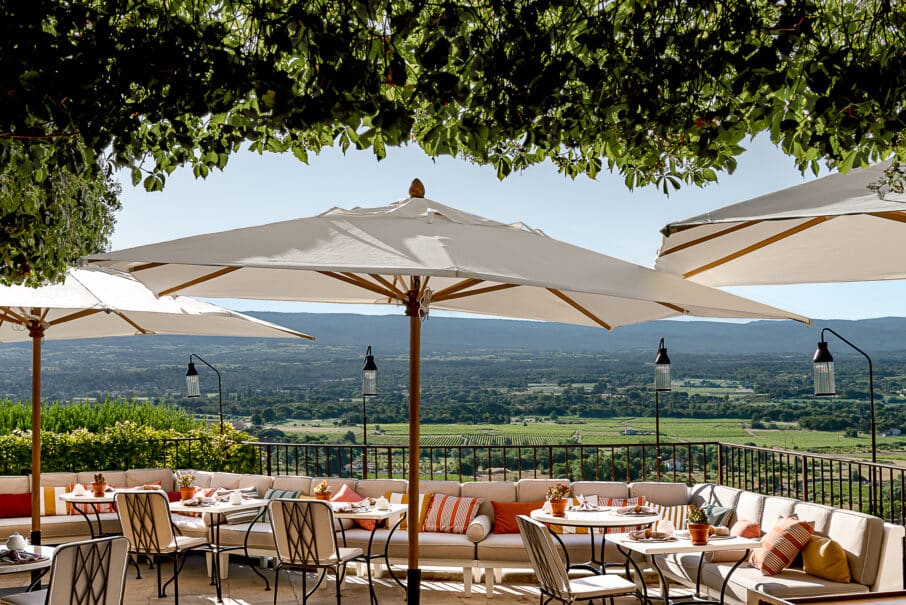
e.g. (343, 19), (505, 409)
(0, 307), (27, 325)
(110, 311), (152, 335)
(659, 221), (762, 256)
(434, 283), (519, 302)
(319, 271), (402, 301)
(546, 289), (613, 331)
(368, 274), (407, 299)
(871, 211), (906, 224)
(683, 216), (831, 279)
(432, 278), (484, 300)
(657, 301), (687, 314)
(158, 267), (242, 296)
(49, 309), (103, 326)
(120, 262), (166, 272)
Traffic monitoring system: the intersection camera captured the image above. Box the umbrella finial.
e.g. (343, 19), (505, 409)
(409, 179), (425, 198)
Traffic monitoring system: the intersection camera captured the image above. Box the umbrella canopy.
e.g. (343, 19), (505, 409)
(655, 162), (906, 286)
(88, 181), (807, 602)
(0, 267), (313, 543)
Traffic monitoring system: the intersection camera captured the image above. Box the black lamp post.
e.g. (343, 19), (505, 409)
(813, 328), (876, 463)
(654, 338), (671, 481)
(186, 354), (223, 434)
(362, 346), (378, 479)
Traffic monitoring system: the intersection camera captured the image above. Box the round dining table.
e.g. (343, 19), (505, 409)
(530, 506), (660, 573)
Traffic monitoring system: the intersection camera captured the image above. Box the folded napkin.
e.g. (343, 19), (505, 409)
(712, 525), (731, 536)
(616, 505), (656, 514)
(0, 550), (46, 564)
(70, 483), (88, 496)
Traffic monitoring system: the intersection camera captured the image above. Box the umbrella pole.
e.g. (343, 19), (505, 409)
(28, 321), (44, 547)
(406, 285), (422, 604)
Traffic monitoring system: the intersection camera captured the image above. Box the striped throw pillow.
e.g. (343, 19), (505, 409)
(422, 495), (482, 534)
(40, 486), (70, 516)
(750, 516), (814, 575)
(652, 503), (689, 530)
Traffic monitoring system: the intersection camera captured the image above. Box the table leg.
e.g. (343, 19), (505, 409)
(364, 521), (380, 605)
(242, 509), (271, 591)
(718, 549), (752, 605)
(212, 513), (223, 602)
(71, 502), (100, 539)
(382, 514), (408, 593)
(617, 544), (652, 605)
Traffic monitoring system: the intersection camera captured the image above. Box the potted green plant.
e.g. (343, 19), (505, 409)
(686, 504), (710, 545)
(546, 483), (571, 517)
(91, 473), (107, 497)
(314, 480), (332, 500)
(177, 473), (196, 500)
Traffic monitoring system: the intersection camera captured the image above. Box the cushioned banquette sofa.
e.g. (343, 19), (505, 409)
(0, 470), (901, 604)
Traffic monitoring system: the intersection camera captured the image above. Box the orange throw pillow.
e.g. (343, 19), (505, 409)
(330, 484), (375, 531)
(750, 516), (813, 575)
(492, 501), (545, 534)
(731, 519), (761, 538)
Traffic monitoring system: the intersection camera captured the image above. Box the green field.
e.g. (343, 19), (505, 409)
(268, 416), (906, 463)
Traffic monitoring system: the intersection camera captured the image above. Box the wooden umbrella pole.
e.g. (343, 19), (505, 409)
(406, 281), (422, 605)
(27, 319), (44, 546)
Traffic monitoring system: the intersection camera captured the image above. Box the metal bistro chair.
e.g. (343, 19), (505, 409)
(1, 536), (129, 605)
(268, 498), (365, 605)
(115, 491), (206, 605)
(516, 515), (640, 605)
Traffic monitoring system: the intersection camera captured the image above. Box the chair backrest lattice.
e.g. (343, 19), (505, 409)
(516, 515), (573, 603)
(269, 499), (338, 567)
(46, 536), (129, 605)
(115, 491), (173, 555)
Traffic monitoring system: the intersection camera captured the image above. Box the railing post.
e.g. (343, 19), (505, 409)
(265, 444), (272, 476)
(800, 453), (808, 503)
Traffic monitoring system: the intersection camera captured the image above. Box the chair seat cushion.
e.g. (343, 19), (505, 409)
(570, 574), (637, 598)
(1, 588), (46, 605)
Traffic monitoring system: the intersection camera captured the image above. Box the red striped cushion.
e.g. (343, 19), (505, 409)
(604, 497), (645, 534)
(422, 495), (482, 534)
(750, 516), (814, 575)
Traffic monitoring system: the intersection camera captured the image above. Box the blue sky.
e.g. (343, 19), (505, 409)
(111, 136), (906, 321)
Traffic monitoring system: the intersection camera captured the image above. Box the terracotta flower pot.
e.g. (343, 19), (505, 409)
(179, 486), (196, 500)
(91, 482), (107, 498)
(549, 498), (568, 517)
(315, 492), (332, 501)
(687, 523), (711, 545)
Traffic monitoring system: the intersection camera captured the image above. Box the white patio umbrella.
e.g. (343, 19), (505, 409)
(0, 266), (313, 544)
(88, 180), (807, 602)
(655, 162), (906, 286)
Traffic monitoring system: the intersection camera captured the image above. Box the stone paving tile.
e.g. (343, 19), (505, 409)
(0, 554), (646, 604)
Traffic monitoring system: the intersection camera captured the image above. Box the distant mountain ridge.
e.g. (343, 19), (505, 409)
(1, 313), (904, 357)
(243, 313), (906, 355)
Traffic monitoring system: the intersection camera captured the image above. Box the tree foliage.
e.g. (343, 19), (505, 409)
(2, 1), (905, 284)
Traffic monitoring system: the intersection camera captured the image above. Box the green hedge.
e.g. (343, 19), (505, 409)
(0, 421), (259, 475)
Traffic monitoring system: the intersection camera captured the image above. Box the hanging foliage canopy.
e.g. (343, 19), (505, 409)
(1, 0), (904, 285)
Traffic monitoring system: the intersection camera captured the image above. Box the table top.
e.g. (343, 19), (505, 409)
(608, 532), (761, 555)
(0, 545), (55, 574)
(169, 498), (270, 516)
(530, 507), (660, 528)
(60, 492), (117, 504)
(333, 502), (408, 520)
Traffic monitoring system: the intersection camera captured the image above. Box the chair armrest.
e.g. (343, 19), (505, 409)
(466, 514), (492, 543)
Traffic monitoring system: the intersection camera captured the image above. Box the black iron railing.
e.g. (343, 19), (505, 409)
(152, 437), (906, 526)
(717, 442), (905, 525)
(246, 440), (719, 485)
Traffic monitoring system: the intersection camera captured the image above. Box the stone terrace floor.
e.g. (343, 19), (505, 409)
(0, 554), (654, 604)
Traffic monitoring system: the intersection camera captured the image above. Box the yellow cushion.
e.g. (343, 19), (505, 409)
(385, 491), (434, 530)
(802, 535), (851, 583)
